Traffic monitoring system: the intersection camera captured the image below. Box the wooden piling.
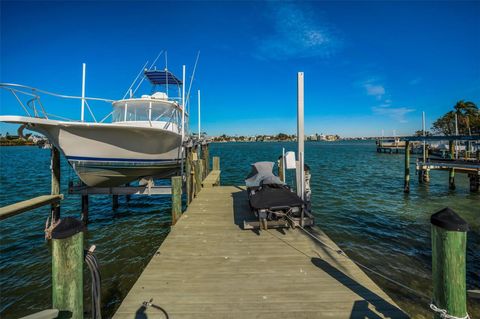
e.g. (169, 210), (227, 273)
(112, 195), (119, 210)
(469, 173), (479, 192)
(186, 147), (193, 205)
(418, 168), (424, 184)
(51, 147), (61, 221)
(212, 156), (221, 186)
(125, 183), (131, 203)
(51, 217), (84, 319)
(213, 156), (220, 171)
(201, 143), (210, 177)
(404, 141), (410, 193)
(194, 160), (202, 197)
(431, 207), (469, 319)
(171, 176), (182, 225)
(449, 140), (455, 190)
(81, 195), (89, 225)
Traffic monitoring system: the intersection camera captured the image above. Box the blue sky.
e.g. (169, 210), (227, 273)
(1, 1), (479, 137)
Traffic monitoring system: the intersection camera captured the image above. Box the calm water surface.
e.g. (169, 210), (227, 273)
(1, 142), (478, 318)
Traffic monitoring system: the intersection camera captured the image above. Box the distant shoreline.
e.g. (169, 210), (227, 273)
(0, 144), (36, 147)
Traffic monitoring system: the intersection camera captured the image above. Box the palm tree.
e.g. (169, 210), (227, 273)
(453, 100), (478, 135)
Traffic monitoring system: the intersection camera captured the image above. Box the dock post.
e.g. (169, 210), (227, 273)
(186, 147), (193, 205)
(51, 217), (84, 319)
(51, 147), (61, 221)
(213, 156), (221, 186)
(194, 160), (202, 197)
(469, 174), (479, 192)
(112, 195), (119, 210)
(424, 146), (430, 183)
(171, 176), (182, 225)
(213, 156), (220, 170)
(125, 183), (131, 203)
(449, 140), (455, 190)
(418, 166), (424, 184)
(81, 195), (89, 225)
(431, 207), (469, 319)
(200, 159), (205, 181)
(201, 143), (210, 177)
(404, 141), (410, 193)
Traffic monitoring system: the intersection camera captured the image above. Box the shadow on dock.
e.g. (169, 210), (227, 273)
(231, 188), (262, 235)
(311, 258), (409, 319)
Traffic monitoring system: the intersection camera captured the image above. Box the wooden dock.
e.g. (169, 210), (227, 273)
(113, 186), (408, 319)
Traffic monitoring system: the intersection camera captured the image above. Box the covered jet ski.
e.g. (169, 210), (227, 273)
(244, 162), (313, 230)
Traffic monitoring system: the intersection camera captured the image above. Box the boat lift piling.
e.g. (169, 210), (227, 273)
(431, 208), (469, 319)
(449, 140), (456, 190)
(404, 141), (411, 193)
(51, 147), (61, 221)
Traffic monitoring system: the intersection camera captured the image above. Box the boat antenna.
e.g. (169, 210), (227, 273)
(165, 51), (169, 97)
(198, 89), (201, 138)
(185, 51), (201, 113)
(123, 60), (149, 99)
(182, 65), (186, 142)
(81, 63), (86, 122)
(132, 50), (164, 96)
(180, 65), (186, 181)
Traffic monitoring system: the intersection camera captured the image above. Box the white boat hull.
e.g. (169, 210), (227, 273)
(0, 116), (182, 187)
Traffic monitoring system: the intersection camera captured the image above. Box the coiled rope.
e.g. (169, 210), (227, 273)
(281, 216), (470, 319)
(85, 245), (102, 319)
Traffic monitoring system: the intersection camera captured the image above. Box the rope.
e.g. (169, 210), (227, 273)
(430, 303), (470, 319)
(85, 245), (102, 319)
(44, 216), (59, 240)
(283, 216), (431, 301)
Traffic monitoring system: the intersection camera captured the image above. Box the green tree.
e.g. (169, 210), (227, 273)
(432, 100), (479, 135)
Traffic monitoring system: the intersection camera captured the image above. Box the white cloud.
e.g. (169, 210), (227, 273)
(365, 84), (385, 98)
(372, 106), (415, 123)
(256, 3), (341, 60)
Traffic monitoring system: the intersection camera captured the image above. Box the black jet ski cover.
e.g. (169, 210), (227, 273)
(249, 184), (304, 210)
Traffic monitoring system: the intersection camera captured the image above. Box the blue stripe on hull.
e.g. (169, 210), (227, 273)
(66, 155), (179, 162)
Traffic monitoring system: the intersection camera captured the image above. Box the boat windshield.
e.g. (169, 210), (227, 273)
(112, 99), (182, 129)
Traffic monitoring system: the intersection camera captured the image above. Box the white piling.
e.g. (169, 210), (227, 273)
(81, 63), (86, 122)
(296, 72), (305, 199)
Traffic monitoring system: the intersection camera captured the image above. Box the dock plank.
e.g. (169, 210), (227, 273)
(113, 186), (408, 319)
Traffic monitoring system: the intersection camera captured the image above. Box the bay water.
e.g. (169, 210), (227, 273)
(1, 142), (478, 318)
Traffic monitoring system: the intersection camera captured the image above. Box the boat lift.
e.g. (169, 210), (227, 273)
(243, 72), (315, 230)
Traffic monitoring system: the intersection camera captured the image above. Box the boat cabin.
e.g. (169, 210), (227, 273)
(111, 69), (185, 132)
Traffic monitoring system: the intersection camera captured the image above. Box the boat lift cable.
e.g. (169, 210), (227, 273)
(282, 217), (472, 318)
(85, 246), (102, 319)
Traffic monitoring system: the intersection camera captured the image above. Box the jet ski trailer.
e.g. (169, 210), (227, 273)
(243, 161), (314, 230)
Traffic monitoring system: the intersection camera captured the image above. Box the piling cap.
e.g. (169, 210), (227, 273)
(51, 217), (84, 239)
(431, 207), (469, 232)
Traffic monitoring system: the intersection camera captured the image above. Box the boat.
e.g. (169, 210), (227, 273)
(0, 60), (190, 187)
